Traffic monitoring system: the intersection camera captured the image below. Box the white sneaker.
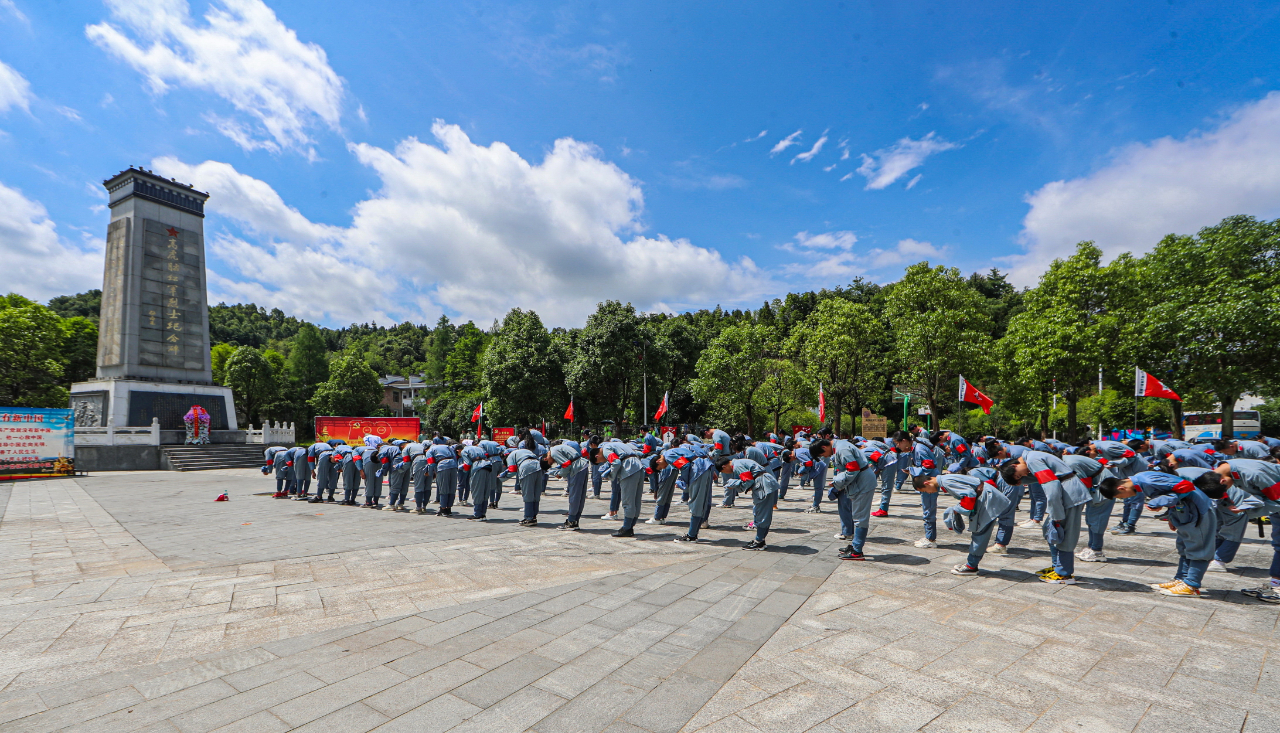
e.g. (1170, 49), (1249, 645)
(381, 505), (397, 511)
(1076, 548), (1107, 563)
(1207, 559), (1229, 573)
(601, 513), (619, 520)
(645, 518), (665, 525)
(988, 544), (1008, 555)
(1018, 519), (1041, 529)
(834, 534), (851, 540)
(804, 506), (822, 513)
(913, 537), (937, 549)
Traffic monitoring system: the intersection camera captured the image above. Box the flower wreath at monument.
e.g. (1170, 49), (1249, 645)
(184, 405), (211, 445)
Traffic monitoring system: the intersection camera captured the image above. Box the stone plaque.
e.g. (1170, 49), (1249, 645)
(138, 219), (205, 371)
(70, 391), (108, 428)
(127, 391), (230, 430)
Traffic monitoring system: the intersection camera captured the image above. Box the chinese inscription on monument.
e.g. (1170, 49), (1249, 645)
(139, 220), (203, 369)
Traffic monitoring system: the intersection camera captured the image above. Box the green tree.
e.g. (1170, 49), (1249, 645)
(0, 295), (68, 407)
(209, 303), (308, 347)
(287, 323), (329, 387)
(786, 298), (887, 435)
(60, 316), (98, 384)
(284, 323), (329, 434)
(884, 263), (993, 425)
(754, 358), (810, 436)
(565, 301), (643, 424)
(482, 308), (561, 426)
(444, 322), (486, 387)
(210, 343), (237, 385)
(421, 391), (482, 438)
(310, 355), (383, 417)
(424, 315), (455, 382)
(1258, 397), (1280, 437)
(690, 322), (777, 436)
(1129, 216), (1280, 438)
(47, 290), (102, 322)
(223, 346), (277, 425)
(1001, 243), (1131, 442)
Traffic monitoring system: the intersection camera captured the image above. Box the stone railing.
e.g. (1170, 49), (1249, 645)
(75, 417), (161, 446)
(245, 421), (295, 445)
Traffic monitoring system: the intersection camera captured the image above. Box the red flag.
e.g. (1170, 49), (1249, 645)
(958, 375), (994, 415)
(1135, 368), (1181, 400)
(470, 402), (483, 422)
(818, 383), (826, 424)
(653, 391), (668, 421)
(564, 399), (574, 421)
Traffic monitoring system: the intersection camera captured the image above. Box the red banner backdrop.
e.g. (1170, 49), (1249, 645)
(658, 426), (677, 438)
(315, 416), (420, 444)
(791, 425), (813, 436)
(491, 427), (516, 443)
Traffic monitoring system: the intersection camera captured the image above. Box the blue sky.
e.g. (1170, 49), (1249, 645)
(3, 1), (1280, 327)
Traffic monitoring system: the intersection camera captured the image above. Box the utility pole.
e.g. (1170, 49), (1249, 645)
(1096, 366), (1104, 440)
(643, 341), (647, 431)
(1052, 390), (1057, 440)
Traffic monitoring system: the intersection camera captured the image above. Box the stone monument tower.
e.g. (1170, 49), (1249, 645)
(70, 167), (237, 437)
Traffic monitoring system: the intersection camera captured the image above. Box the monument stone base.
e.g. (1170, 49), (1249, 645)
(74, 445), (163, 472)
(70, 379), (238, 445)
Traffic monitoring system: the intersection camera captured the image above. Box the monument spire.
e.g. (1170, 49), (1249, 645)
(70, 167), (237, 447)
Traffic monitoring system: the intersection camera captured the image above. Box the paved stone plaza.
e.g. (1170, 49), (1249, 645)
(0, 471), (1277, 732)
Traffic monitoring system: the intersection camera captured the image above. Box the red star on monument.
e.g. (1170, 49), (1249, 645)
(166, 227), (179, 236)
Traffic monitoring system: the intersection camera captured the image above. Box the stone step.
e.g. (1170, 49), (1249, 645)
(161, 445), (276, 471)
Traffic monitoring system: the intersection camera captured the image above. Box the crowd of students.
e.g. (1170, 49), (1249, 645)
(261, 426), (1280, 601)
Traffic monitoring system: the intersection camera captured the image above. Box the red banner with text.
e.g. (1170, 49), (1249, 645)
(315, 416), (421, 444)
(491, 427), (516, 443)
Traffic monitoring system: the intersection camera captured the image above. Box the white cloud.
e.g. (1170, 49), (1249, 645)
(668, 173), (747, 190)
(86, 0), (345, 156)
(778, 230), (862, 280)
(158, 122), (771, 326)
(791, 132), (828, 164)
(1010, 91), (1280, 285)
(745, 130), (768, 142)
(770, 130), (802, 156)
(0, 0), (26, 24)
(0, 60), (32, 113)
(839, 172), (853, 182)
(152, 156), (341, 244)
(0, 181), (102, 301)
(55, 105), (82, 121)
(865, 238), (944, 269)
(905, 174), (922, 189)
(856, 132), (958, 190)
(779, 231), (945, 281)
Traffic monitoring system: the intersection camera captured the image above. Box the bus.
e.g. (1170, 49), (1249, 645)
(1182, 411), (1261, 441)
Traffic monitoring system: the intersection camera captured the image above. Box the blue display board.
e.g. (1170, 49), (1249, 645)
(0, 408), (75, 479)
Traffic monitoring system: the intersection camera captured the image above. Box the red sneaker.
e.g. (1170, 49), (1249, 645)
(870, 509), (888, 517)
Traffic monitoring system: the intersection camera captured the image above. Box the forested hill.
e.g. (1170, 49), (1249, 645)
(7, 217), (1280, 441)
